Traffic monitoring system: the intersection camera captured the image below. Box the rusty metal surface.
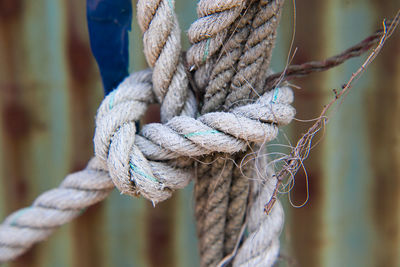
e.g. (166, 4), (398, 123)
(0, 0), (399, 266)
(273, 0), (400, 266)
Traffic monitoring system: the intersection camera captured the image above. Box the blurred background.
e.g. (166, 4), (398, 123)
(0, 0), (399, 266)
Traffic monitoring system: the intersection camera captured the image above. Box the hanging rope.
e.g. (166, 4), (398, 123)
(137, 0), (197, 123)
(187, 0), (285, 265)
(0, 0), (292, 265)
(0, 0), (389, 264)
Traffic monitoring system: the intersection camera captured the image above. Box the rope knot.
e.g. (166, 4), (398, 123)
(94, 69), (295, 205)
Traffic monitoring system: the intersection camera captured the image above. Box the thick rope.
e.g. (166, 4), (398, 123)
(0, 158), (113, 263)
(187, 0), (284, 265)
(195, 154), (233, 267)
(137, 0), (196, 122)
(223, 152), (252, 256)
(0, 1), (390, 264)
(186, 0), (246, 69)
(95, 69), (294, 204)
(0, 1), (289, 264)
(0, 67), (294, 262)
(226, 0), (283, 107)
(187, 1), (248, 264)
(233, 147), (284, 266)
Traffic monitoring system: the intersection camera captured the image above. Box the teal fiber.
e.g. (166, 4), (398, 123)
(271, 87), (279, 103)
(184, 129), (220, 138)
(109, 90), (116, 110)
(9, 207), (32, 226)
(129, 162), (159, 183)
(167, 0), (173, 10)
(202, 38), (211, 63)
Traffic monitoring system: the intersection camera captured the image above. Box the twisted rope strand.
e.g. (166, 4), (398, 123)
(264, 18), (395, 89)
(0, 69), (294, 262)
(137, 0), (196, 122)
(200, 2), (258, 114)
(224, 0), (284, 110)
(196, 155), (233, 267)
(188, 1), (285, 265)
(233, 149), (284, 266)
(95, 69), (294, 203)
(0, 158), (113, 263)
(223, 152), (252, 255)
(186, 0), (246, 69)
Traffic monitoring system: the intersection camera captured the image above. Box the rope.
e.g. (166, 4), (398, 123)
(137, 0), (196, 122)
(187, 0), (285, 265)
(0, 65), (294, 263)
(0, 1), (292, 264)
(233, 147), (284, 266)
(0, 158), (113, 262)
(264, 21), (392, 89)
(186, 0), (246, 69)
(96, 70), (294, 204)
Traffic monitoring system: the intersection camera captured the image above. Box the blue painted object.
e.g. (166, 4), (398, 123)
(87, 0), (132, 95)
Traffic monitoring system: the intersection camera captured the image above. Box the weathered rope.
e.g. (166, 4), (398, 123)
(233, 147), (284, 266)
(137, 0), (196, 122)
(225, 0), (284, 109)
(95, 69), (294, 204)
(0, 66), (294, 263)
(0, 158), (113, 262)
(186, 0), (246, 69)
(0, 1), (291, 264)
(188, 0), (285, 265)
(187, 1), (248, 264)
(0, 1), (392, 264)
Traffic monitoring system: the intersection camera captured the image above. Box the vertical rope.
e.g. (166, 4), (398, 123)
(137, 0), (196, 122)
(188, 1), (284, 266)
(195, 155), (234, 267)
(233, 147), (284, 266)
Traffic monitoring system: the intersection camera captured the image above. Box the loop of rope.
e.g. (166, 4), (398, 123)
(94, 69), (295, 204)
(0, 0), (290, 264)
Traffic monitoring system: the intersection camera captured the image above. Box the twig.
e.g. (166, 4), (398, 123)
(265, 10), (400, 214)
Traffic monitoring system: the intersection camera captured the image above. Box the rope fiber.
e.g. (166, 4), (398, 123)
(0, 0), (292, 265)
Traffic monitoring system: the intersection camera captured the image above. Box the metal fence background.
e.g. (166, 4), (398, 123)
(0, 0), (399, 266)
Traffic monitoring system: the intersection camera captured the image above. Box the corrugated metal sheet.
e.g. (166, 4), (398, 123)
(274, 0), (400, 266)
(0, 0), (399, 266)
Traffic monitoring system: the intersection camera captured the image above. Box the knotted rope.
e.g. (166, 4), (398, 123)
(187, 0), (285, 265)
(0, 0), (293, 265)
(0, 68), (294, 263)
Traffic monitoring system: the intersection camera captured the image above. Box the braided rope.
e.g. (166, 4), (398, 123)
(0, 158), (113, 263)
(188, 1), (285, 265)
(225, 0), (284, 109)
(0, 1), (291, 264)
(186, 0), (246, 69)
(95, 69), (294, 203)
(0, 66), (294, 262)
(233, 148), (284, 266)
(137, 0), (196, 122)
